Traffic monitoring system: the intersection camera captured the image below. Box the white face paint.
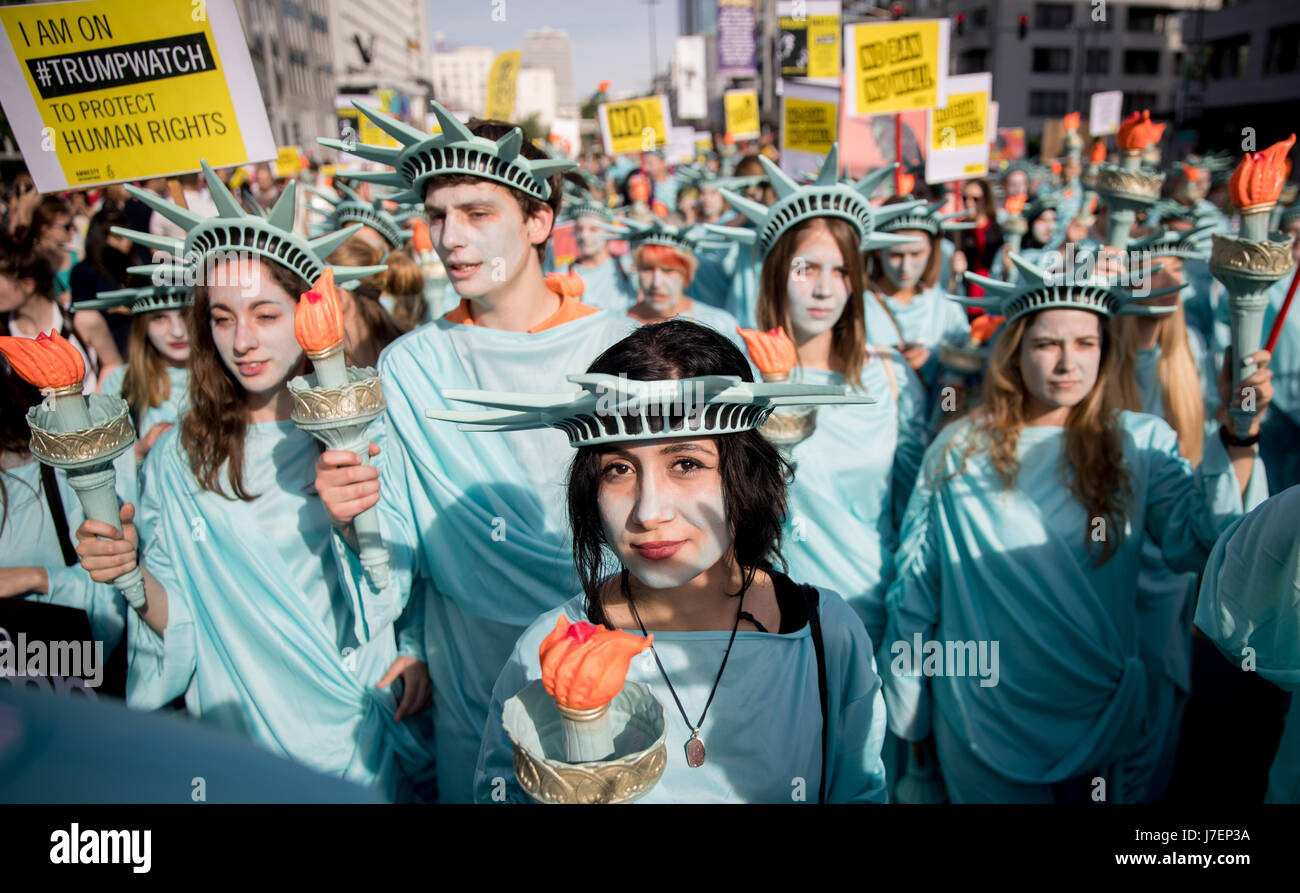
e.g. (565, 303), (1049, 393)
(877, 230), (931, 291)
(636, 255), (688, 316)
(426, 180), (541, 308)
(1030, 209), (1057, 245)
(1004, 170), (1029, 198)
(597, 439), (731, 590)
(574, 216), (608, 260)
(1018, 308), (1104, 415)
(145, 309), (190, 364)
(207, 259), (303, 398)
(786, 224), (850, 341)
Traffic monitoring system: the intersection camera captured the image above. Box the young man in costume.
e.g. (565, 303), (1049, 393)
(314, 102), (637, 801)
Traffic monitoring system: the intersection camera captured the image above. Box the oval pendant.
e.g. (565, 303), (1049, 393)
(685, 733), (706, 768)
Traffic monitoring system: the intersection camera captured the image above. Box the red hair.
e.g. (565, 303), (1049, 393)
(634, 244), (697, 286)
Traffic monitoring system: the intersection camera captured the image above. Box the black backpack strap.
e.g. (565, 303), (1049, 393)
(801, 583), (829, 804)
(40, 463), (79, 567)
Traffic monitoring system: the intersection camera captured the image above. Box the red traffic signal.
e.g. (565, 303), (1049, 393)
(1018, 13), (1028, 39)
(892, 4), (903, 18)
(955, 12), (965, 35)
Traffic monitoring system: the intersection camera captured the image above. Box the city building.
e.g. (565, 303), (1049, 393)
(327, 0), (433, 119)
(935, 0), (1215, 138)
(431, 41), (495, 116)
(1179, 0), (1300, 151)
(515, 68), (559, 129)
(236, 0), (339, 150)
(521, 27), (577, 118)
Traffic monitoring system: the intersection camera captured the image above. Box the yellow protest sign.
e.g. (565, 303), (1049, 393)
(598, 95), (670, 156)
(485, 50), (520, 120)
(275, 145), (300, 178)
(0, 0), (274, 192)
(844, 18), (950, 116)
(930, 92), (987, 150)
(783, 97), (836, 154)
(924, 72), (991, 183)
(778, 1), (840, 80)
(724, 89), (760, 140)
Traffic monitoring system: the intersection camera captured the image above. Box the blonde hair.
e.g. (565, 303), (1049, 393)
(1112, 302), (1204, 465)
(121, 312), (179, 427)
(953, 311), (1132, 566)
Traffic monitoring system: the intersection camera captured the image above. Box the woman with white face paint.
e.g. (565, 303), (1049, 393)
(70, 162), (435, 801)
(75, 284), (194, 468)
(704, 150), (931, 801)
(620, 220), (745, 350)
(879, 253), (1273, 803)
(460, 320), (889, 802)
(863, 198), (974, 398)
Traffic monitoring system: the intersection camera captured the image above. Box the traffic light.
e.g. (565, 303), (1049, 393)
(955, 12), (965, 36)
(892, 4), (903, 18)
(1018, 13), (1028, 39)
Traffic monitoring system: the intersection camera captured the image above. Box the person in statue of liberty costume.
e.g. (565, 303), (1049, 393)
(862, 197), (975, 400)
(1195, 485), (1300, 804)
(433, 320), (889, 803)
(559, 183), (636, 314)
(312, 101), (637, 802)
(707, 149), (933, 800)
(879, 252), (1272, 803)
(74, 282), (192, 478)
(72, 161), (435, 801)
(614, 216), (745, 349)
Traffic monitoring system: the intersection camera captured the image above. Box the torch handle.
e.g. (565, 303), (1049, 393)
(332, 430), (391, 591)
(64, 465), (147, 609)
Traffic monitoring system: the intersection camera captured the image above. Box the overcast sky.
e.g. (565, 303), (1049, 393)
(428, 0), (681, 100)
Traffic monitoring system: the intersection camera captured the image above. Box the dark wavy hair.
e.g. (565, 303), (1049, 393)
(569, 320), (792, 624)
(181, 259), (308, 500)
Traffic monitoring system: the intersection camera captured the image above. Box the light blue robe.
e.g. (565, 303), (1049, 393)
(569, 257), (636, 313)
(880, 410), (1264, 802)
(99, 364), (189, 436)
(690, 241), (762, 329)
(1194, 485), (1300, 803)
(347, 309), (637, 802)
(862, 285), (971, 396)
(0, 459), (125, 651)
(473, 591), (888, 803)
(781, 352), (927, 648)
(632, 300), (745, 350)
(1130, 326), (1251, 800)
(128, 421), (432, 800)
(1261, 274), (1300, 491)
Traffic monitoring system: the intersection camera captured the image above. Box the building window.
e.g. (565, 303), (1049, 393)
(957, 48), (989, 74)
(1209, 34), (1250, 79)
(1085, 48), (1109, 74)
(1123, 49), (1160, 75)
(1122, 91), (1159, 116)
(1029, 90), (1069, 116)
(1034, 3), (1073, 30)
(310, 12), (328, 32)
(1126, 6), (1171, 34)
(971, 6), (988, 28)
(282, 0), (303, 20)
(1264, 24), (1300, 75)
(1032, 47), (1071, 73)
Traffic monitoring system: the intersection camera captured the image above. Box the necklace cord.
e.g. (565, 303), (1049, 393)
(622, 567), (745, 734)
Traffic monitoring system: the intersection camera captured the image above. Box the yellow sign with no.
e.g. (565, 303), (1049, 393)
(846, 19), (948, 116)
(724, 90), (759, 140)
(598, 96), (669, 156)
(0, 0), (252, 188)
(275, 145), (300, 178)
